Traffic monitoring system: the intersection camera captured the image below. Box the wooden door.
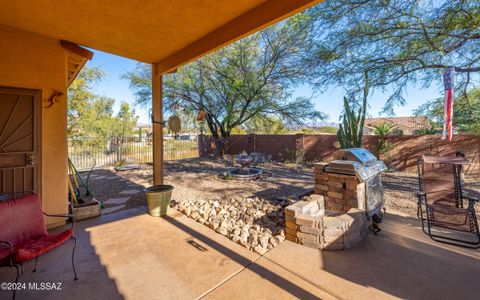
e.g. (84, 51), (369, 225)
(0, 87), (40, 200)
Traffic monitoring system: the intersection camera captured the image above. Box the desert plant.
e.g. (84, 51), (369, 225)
(115, 159), (127, 167)
(413, 127), (439, 135)
(284, 147), (304, 164)
(337, 71), (369, 149)
(123, 22), (325, 157)
(337, 97), (366, 148)
(372, 122), (395, 155)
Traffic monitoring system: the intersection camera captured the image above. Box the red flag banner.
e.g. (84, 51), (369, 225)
(442, 67), (455, 141)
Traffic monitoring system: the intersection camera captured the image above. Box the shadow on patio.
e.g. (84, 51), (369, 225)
(0, 202), (328, 299)
(258, 212), (480, 300)
(319, 212), (480, 299)
(2, 199), (479, 299)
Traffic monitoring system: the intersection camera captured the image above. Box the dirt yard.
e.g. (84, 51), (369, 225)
(82, 157), (480, 217)
(382, 171), (480, 215)
(83, 158), (313, 212)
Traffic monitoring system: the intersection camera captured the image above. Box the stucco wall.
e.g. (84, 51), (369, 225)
(0, 25), (68, 227)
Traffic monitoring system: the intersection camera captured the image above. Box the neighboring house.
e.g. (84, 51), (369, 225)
(364, 116), (430, 135)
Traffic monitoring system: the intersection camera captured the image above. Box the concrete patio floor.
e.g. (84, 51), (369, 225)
(1, 207), (479, 300)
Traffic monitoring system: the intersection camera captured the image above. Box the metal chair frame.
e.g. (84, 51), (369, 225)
(0, 203), (78, 299)
(417, 156), (480, 249)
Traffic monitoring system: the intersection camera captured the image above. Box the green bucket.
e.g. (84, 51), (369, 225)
(144, 185), (174, 217)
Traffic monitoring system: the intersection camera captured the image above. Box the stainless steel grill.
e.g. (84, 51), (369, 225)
(325, 148), (387, 182)
(325, 148), (387, 219)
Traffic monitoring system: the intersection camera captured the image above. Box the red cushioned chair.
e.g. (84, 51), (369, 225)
(0, 194), (77, 299)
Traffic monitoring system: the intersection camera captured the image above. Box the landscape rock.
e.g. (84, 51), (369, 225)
(259, 233), (270, 248)
(269, 237), (279, 248)
(254, 245), (267, 255)
(174, 196), (291, 254)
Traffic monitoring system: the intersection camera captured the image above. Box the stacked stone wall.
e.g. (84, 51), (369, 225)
(314, 162), (366, 213)
(284, 194), (368, 250)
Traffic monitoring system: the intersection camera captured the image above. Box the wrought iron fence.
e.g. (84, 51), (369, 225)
(68, 136), (199, 170)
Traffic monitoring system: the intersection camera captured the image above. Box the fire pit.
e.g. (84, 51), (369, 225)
(284, 148), (387, 250)
(226, 151), (263, 180)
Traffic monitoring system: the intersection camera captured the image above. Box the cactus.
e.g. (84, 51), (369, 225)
(337, 72), (369, 149)
(337, 97), (365, 148)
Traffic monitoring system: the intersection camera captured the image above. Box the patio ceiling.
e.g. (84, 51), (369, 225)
(0, 0), (320, 74)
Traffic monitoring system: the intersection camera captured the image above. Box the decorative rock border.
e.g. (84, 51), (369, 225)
(284, 195), (368, 250)
(174, 197), (290, 254)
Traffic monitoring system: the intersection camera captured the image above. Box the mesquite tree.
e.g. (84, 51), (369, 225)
(303, 0), (480, 114)
(414, 87), (480, 133)
(123, 20), (325, 156)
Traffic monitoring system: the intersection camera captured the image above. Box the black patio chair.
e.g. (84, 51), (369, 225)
(416, 155), (480, 248)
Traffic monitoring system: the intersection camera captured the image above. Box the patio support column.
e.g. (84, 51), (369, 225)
(152, 63), (164, 185)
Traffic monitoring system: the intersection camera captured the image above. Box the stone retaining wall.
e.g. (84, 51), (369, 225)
(284, 194), (368, 250)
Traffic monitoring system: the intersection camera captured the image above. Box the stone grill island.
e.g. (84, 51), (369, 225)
(284, 148), (387, 250)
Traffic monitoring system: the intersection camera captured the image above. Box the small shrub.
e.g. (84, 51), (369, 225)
(303, 161), (315, 168)
(372, 123), (396, 156)
(223, 172), (234, 180)
(115, 159), (127, 167)
(284, 147), (304, 164)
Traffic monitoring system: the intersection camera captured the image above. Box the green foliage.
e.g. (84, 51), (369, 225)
(68, 66), (138, 145)
(301, 126), (337, 134)
(243, 116), (289, 134)
(337, 97), (365, 148)
(372, 123), (395, 155)
(414, 88), (480, 134)
(121, 64), (151, 109)
(302, 0), (480, 114)
(175, 108), (199, 134)
(337, 72), (369, 149)
(317, 126), (337, 134)
(68, 66), (105, 139)
(123, 22), (326, 155)
(113, 102), (139, 142)
(413, 126), (440, 135)
(230, 127), (248, 135)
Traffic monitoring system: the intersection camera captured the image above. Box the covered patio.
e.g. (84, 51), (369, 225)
(1, 1), (480, 299)
(0, 205), (478, 299)
(0, 0), (319, 226)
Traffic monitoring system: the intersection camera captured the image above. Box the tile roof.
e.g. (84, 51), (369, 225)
(365, 116), (430, 130)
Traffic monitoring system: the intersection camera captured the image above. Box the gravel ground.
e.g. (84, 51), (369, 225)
(76, 169), (144, 210)
(118, 157), (314, 210)
(81, 158), (480, 217)
(80, 157), (314, 211)
(382, 171), (480, 216)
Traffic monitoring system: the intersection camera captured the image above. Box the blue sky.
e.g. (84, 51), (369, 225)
(86, 50), (441, 125)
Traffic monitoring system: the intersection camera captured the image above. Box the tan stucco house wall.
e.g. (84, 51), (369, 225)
(0, 25), (68, 227)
